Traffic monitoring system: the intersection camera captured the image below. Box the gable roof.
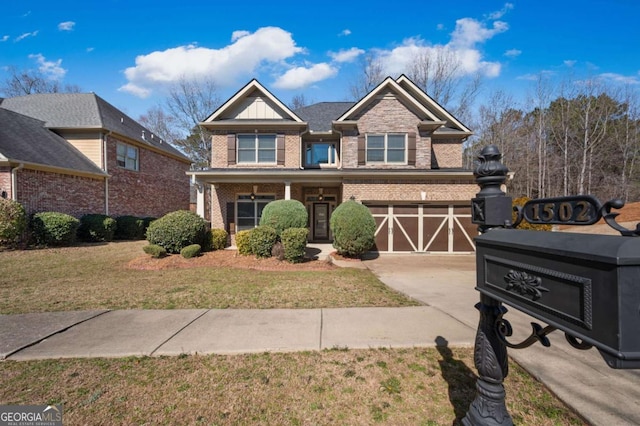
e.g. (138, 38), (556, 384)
(0, 93), (190, 162)
(0, 108), (107, 177)
(202, 79), (304, 126)
(294, 102), (354, 133)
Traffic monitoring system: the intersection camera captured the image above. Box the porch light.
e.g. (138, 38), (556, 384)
(0, 190), (6, 199)
(250, 192), (256, 201)
(318, 194), (324, 201)
(318, 188), (323, 201)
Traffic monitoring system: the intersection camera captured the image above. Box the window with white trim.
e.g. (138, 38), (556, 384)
(236, 194), (276, 231)
(116, 142), (139, 171)
(366, 133), (407, 164)
(237, 134), (276, 164)
(304, 142), (337, 167)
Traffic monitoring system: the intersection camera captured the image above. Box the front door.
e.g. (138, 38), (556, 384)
(313, 203), (329, 240)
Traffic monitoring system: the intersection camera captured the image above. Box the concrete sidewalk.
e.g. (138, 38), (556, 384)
(1, 253), (639, 425)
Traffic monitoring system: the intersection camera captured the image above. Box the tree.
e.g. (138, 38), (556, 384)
(138, 106), (182, 146)
(289, 93), (312, 110)
(349, 54), (385, 101)
(1, 66), (81, 96)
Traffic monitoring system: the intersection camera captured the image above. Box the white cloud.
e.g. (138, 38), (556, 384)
(564, 60), (576, 67)
(58, 21), (75, 31)
(339, 29), (351, 37)
(488, 3), (514, 20)
(120, 27), (304, 97)
(118, 82), (151, 98)
(15, 31), (38, 42)
(450, 18), (508, 48)
(1, 35), (8, 42)
(436, 23), (445, 31)
(598, 73), (640, 85)
(29, 53), (66, 79)
(86, 47), (94, 52)
(329, 47), (364, 63)
(273, 63), (338, 89)
(504, 49), (521, 58)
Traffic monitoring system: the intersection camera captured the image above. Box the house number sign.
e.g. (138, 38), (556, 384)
(517, 195), (601, 225)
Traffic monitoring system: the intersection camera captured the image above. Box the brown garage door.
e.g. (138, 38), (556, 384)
(368, 204), (476, 253)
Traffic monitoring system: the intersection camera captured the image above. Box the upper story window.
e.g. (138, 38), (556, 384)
(117, 142), (139, 171)
(305, 142), (337, 168)
(366, 133), (407, 164)
(237, 134), (276, 164)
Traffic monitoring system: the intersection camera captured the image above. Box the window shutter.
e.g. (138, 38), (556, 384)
(357, 135), (366, 165)
(407, 132), (417, 166)
(227, 134), (236, 165)
(226, 202), (235, 234)
(277, 134), (285, 165)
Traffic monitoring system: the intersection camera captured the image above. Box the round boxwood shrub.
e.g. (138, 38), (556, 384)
(78, 214), (117, 242)
(143, 244), (167, 258)
(146, 210), (208, 254)
(180, 244), (202, 259)
(281, 227), (309, 263)
(114, 215), (146, 240)
(235, 229), (253, 255)
(330, 200), (376, 257)
(0, 198), (27, 247)
(259, 199), (308, 237)
(31, 212), (80, 247)
(210, 228), (228, 250)
(512, 197), (553, 231)
(249, 225), (278, 258)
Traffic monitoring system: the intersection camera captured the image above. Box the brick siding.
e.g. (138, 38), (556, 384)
(432, 139), (463, 168)
(0, 168), (11, 199)
(342, 179), (477, 203)
(211, 130), (302, 168)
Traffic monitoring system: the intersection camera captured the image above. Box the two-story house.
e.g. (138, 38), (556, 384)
(188, 76), (478, 253)
(0, 93), (191, 218)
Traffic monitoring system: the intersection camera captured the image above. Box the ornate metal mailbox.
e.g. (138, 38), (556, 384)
(476, 229), (640, 369)
(463, 144), (640, 426)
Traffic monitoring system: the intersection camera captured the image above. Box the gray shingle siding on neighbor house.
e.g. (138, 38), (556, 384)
(0, 108), (106, 176)
(1, 93), (188, 161)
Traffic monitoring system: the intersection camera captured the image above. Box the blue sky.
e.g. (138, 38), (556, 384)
(1, 0), (639, 121)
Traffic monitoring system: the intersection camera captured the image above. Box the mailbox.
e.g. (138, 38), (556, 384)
(476, 228), (640, 369)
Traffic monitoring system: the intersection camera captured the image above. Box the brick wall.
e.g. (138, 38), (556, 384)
(16, 168), (105, 217)
(0, 167), (11, 199)
(432, 140), (463, 168)
(106, 135), (190, 218)
(211, 130), (302, 168)
(342, 93), (432, 169)
(342, 179), (477, 203)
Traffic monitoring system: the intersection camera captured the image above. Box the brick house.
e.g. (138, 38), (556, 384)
(189, 76), (478, 253)
(0, 93), (191, 218)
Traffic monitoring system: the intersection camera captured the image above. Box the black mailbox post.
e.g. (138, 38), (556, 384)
(463, 145), (640, 426)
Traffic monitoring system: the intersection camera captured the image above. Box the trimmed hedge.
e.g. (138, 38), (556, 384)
(281, 227), (308, 263)
(259, 199), (308, 237)
(146, 210), (208, 254)
(0, 198), (27, 247)
(330, 200), (376, 257)
(78, 214), (117, 242)
(180, 244), (202, 259)
(235, 230), (253, 255)
(114, 216), (146, 240)
(31, 212), (79, 246)
(143, 244), (167, 258)
(249, 225), (277, 258)
(210, 228), (228, 250)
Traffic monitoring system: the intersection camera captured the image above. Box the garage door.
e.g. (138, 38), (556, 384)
(367, 204), (477, 253)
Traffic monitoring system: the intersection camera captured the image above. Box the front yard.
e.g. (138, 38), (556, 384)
(0, 241), (418, 314)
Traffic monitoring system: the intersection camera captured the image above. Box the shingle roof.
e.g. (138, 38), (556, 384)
(294, 102), (354, 132)
(0, 108), (107, 176)
(0, 93), (190, 162)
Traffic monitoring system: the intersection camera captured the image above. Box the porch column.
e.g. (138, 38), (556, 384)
(195, 182), (205, 219)
(284, 181), (291, 200)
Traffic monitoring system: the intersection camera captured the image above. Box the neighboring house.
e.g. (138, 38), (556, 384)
(189, 76), (479, 253)
(0, 93), (191, 218)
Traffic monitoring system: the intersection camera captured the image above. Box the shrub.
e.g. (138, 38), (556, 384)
(78, 214), (117, 242)
(281, 227), (309, 263)
(235, 230), (253, 256)
(259, 199), (308, 237)
(180, 244), (202, 259)
(249, 225), (278, 258)
(0, 198), (27, 247)
(210, 228), (228, 250)
(114, 216), (146, 240)
(146, 210), (208, 254)
(330, 200), (376, 257)
(31, 212), (79, 246)
(271, 241), (285, 261)
(512, 197), (553, 231)
(143, 244), (167, 258)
